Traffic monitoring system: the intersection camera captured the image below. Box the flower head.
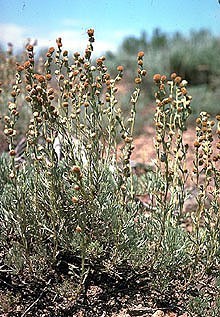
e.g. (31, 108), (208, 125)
(153, 74), (161, 83)
(87, 28), (94, 37)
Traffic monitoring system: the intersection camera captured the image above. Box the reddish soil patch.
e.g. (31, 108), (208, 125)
(0, 131), (8, 154)
(132, 125), (220, 167)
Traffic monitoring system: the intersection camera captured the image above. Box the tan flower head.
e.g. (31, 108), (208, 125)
(174, 76), (182, 84)
(26, 44), (33, 52)
(170, 72), (177, 80)
(56, 37), (62, 47)
(137, 51), (144, 58)
(87, 28), (94, 37)
(117, 65), (124, 72)
(153, 73), (161, 83)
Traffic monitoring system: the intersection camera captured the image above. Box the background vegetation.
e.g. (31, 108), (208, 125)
(106, 28), (220, 126)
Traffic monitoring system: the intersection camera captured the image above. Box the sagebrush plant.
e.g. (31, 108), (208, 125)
(191, 112), (220, 275)
(0, 29), (147, 288)
(151, 75), (220, 301)
(0, 41), (36, 146)
(0, 29), (219, 313)
(153, 73), (191, 215)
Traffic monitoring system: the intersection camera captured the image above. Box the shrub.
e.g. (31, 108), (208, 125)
(0, 29), (219, 315)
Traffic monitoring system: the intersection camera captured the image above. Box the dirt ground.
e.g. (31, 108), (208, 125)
(131, 125), (219, 166)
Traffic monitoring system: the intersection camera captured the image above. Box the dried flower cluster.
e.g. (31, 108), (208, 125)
(153, 73), (192, 216)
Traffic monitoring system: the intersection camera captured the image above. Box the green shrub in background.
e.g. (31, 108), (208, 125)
(106, 28), (220, 123)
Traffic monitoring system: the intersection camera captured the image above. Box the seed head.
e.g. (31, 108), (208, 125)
(46, 74), (52, 81)
(170, 72), (177, 80)
(153, 74), (161, 83)
(26, 44), (33, 52)
(8, 102), (16, 111)
(96, 58), (103, 66)
(63, 50), (68, 57)
(9, 149), (16, 156)
(117, 65), (124, 72)
(24, 61), (31, 69)
(74, 184), (81, 191)
(11, 91), (17, 97)
(105, 95), (110, 102)
(87, 28), (94, 37)
(56, 37), (62, 47)
(181, 87), (187, 95)
(85, 48), (92, 59)
(124, 136), (133, 143)
(71, 165), (81, 173)
(48, 88), (54, 95)
(48, 47), (55, 54)
(135, 77), (142, 84)
(194, 141), (200, 148)
(84, 101), (90, 107)
(25, 96), (32, 102)
(71, 196), (79, 203)
(161, 75), (167, 82)
(137, 59), (143, 66)
(174, 76), (182, 84)
(137, 51), (144, 59)
(75, 225), (82, 233)
(120, 185), (126, 192)
(37, 75), (45, 83)
(3, 128), (9, 135)
(9, 172), (15, 179)
(4, 116), (10, 123)
(74, 51), (80, 59)
(16, 65), (24, 72)
(62, 102), (69, 108)
(141, 69), (147, 76)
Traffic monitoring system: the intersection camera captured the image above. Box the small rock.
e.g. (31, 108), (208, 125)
(152, 310), (165, 317)
(165, 312), (177, 317)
